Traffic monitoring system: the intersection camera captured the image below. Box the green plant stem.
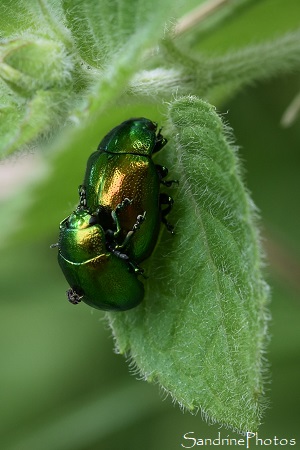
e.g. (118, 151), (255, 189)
(131, 30), (300, 100)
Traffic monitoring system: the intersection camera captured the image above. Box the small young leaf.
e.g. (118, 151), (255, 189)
(0, 90), (71, 156)
(0, 38), (73, 96)
(107, 96), (270, 432)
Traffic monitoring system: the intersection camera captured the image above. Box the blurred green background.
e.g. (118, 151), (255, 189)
(1, 1), (300, 449)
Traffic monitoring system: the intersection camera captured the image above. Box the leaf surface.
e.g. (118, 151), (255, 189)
(108, 96), (270, 432)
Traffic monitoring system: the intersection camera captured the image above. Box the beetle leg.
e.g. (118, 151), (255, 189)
(67, 288), (83, 305)
(155, 164), (179, 187)
(159, 193), (175, 233)
(107, 241), (145, 277)
(115, 198), (133, 215)
(109, 247), (129, 260)
(106, 203), (147, 275)
(58, 215), (71, 230)
(115, 211), (146, 250)
(153, 128), (168, 154)
(128, 261), (146, 277)
(106, 198), (133, 239)
(78, 185), (87, 209)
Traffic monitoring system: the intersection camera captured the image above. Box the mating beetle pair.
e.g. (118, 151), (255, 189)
(56, 118), (177, 311)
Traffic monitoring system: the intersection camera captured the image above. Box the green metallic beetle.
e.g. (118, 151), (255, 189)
(57, 192), (145, 310)
(83, 117), (177, 264)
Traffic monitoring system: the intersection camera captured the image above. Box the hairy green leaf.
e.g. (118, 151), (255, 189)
(62, 0), (180, 65)
(0, 0), (179, 158)
(0, 1), (74, 157)
(107, 96), (270, 432)
(1, 90), (72, 155)
(49, 0), (179, 156)
(0, 0), (70, 41)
